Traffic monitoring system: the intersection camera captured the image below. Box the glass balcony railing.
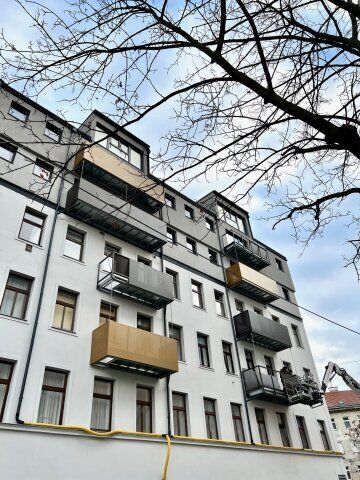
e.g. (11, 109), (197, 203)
(226, 262), (279, 304)
(90, 321), (178, 378)
(97, 253), (174, 310)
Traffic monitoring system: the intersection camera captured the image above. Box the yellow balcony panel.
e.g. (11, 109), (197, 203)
(90, 321), (178, 378)
(74, 144), (164, 214)
(226, 262), (279, 304)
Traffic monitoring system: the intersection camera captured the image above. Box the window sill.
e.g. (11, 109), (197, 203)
(216, 314), (228, 320)
(178, 360), (187, 365)
(198, 365), (214, 372)
(61, 255), (85, 266)
(0, 314), (29, 325)
(15, 237), (44, 250)
(193, 306), (206, 312)
(225, 372), (238, 378)
(49, 327), (78, 337)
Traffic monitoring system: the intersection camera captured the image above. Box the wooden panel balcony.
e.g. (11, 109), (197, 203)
(90, 321), (178, 378)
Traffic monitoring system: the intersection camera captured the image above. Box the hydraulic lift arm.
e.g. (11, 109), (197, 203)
(321, 362), (360, 393)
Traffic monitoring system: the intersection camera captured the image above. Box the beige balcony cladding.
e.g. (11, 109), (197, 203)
(226, 261), (280, 304)
(90, 321), (178, 378)
(75, 144), (165, 206)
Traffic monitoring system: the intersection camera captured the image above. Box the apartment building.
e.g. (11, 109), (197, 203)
(0, 80), (346, 479)
(326, 390), (360, 479)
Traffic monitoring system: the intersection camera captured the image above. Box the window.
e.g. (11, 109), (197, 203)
(218, 204), (246, 232)
(291, 324), (303, 347)
(345, 469), (351, 480)
(64, 227), (85, 261)
(44, 122), (62, 142)
(0, 272), (32, 320)
(318, 420), (331, 450)
(166, 227), (176, 244)
(204, 398), (219, 439)
(0, 360), (14, 422)
(169, 324), (184, 361)
(91, 378), (113, 431)
(282, 287), (290, 301)
(254, 307), (263, 315)
(186, 237), (197, 254)
(52, 288), (77, 332)
(165, 193), (175, 209)
(208, 248), (218, 265)
(191, 280), (204, 309)
(271, 315), (279, 322)
(37, 369), (68, 425)
(136, 386), (152, 433)
(99, 301), (117, 324)
(197, 334), (210, 368)
(215, 291), (225, 316)
(0, 143), (16, 163)
(33, 159), (53, 181)
(296, 416), (310, 449)
(18, 207), (46, 245)
(276, 412), (291, 447)
(166, 269), (179, 299)
(223, 342), (235, 374)
(282, 361), (293, 373)
(255, 408), (269, 444)
(184, 205), (195, 220)
(231, 403), (245, 442)
(137, 313), (152, 332)
(235, 300), (244, 313)
(245, 349), (254, 370)
(138, 256), (151, 267)
(275, 258), (284, 271)
(95, 124), (142, 169)
(172, 392), (188, 436)
(103, 243), (119, 273)
(264, 356), (275, 376)
(343, 416), (351, 429)
(9, 101), (30, 122)
(205, 217), (214, 231)
(331, 418), (337, 430)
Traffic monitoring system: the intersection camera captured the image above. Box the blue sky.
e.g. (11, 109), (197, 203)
(1, 0), (359, 390)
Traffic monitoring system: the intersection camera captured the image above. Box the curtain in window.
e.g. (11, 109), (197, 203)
(37, 371), (65, 424)
(0, 362), (12, 410)
(90, 380), (111, 431)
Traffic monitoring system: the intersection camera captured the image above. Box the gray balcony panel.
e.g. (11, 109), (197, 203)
(224, 238), (270, 270)
(65, 178), (167, 252)
(243, 367), (289, 405)
(98, 254), (174, 309)
(234, 310), (292, 352)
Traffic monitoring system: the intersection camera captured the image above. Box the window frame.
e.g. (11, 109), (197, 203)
(0, 272), (33, 320)
(184, 205), (195, 221)
(169, 323), (184, 361)
(296, 415), (311, 449)
(52, 288), (77, 333)
(99, 301), (117, 324)
(0, 143), (17, 163)
(197, 333), (211, 368)
(244, 349), (255, 370)
(275, 258), (284, 271)
(64, 226), (85, 262)
(91, 377), (113, 432)
(0, 360), (15, 422)
(264, 355), (275, 376)
(291, 324), (303, 348)
(137, 256), (152, 267)
(214, 290), (226, 317)
(186, 237), (197, 254)
(235, 300), (244, 313)
(191, 280), (204, 309)
(33, 159), (53, 182)
(255, 408), (269, 445)
(8, 101), (30, 122)
(205, 217), (215, 231)
(166, 227), (177, 244)
(137, 313), (152, 332)
(343, 416), (351, 429)
(165, 193), (176, 209)
(222, 342), (235, 374)
(44, 122), (62, 142)
(172, 392), (188, 436)
(317, 419), (331, 450)
(282, 287), (291, 301)
(208, 248), (218, 265)
(166, 268), (180, 300)
(18, 207), (46, 246)
(38, 368), (68, 425)
(231, 403), (245, 442)
(276, 412), (291, 447)
(136, 386), (153, 433)
(204, 397), (219, 439)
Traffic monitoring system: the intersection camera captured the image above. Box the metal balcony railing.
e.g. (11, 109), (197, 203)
(222, 231), (270, 270)
(97, 253), (174, 309)
(90, 321), (178, 378)
(234, 310), (292, 352)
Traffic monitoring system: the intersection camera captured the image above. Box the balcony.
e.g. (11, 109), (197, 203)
(90, 321), (178, 378)
(243, 366), (321, 406)
(223, 232), (270, 270)
(97, 253), (174, 309)
(226, 262), (279, 304)
(74, 144), (164, 214)
(234, 310), (292, 352)
(65, 178), (167, 252)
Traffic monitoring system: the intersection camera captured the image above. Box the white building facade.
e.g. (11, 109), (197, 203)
(0, 81), (346, 479)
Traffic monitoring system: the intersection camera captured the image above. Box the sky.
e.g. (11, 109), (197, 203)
(1, 0), (359, 391)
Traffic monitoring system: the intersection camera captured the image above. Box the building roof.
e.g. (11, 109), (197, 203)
(325, 390), (360, 411)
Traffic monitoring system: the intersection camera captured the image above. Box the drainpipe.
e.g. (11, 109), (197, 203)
(215, 216), (254, 444)
(16, 131), (74, 424)
(159, 207), (172, 436)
